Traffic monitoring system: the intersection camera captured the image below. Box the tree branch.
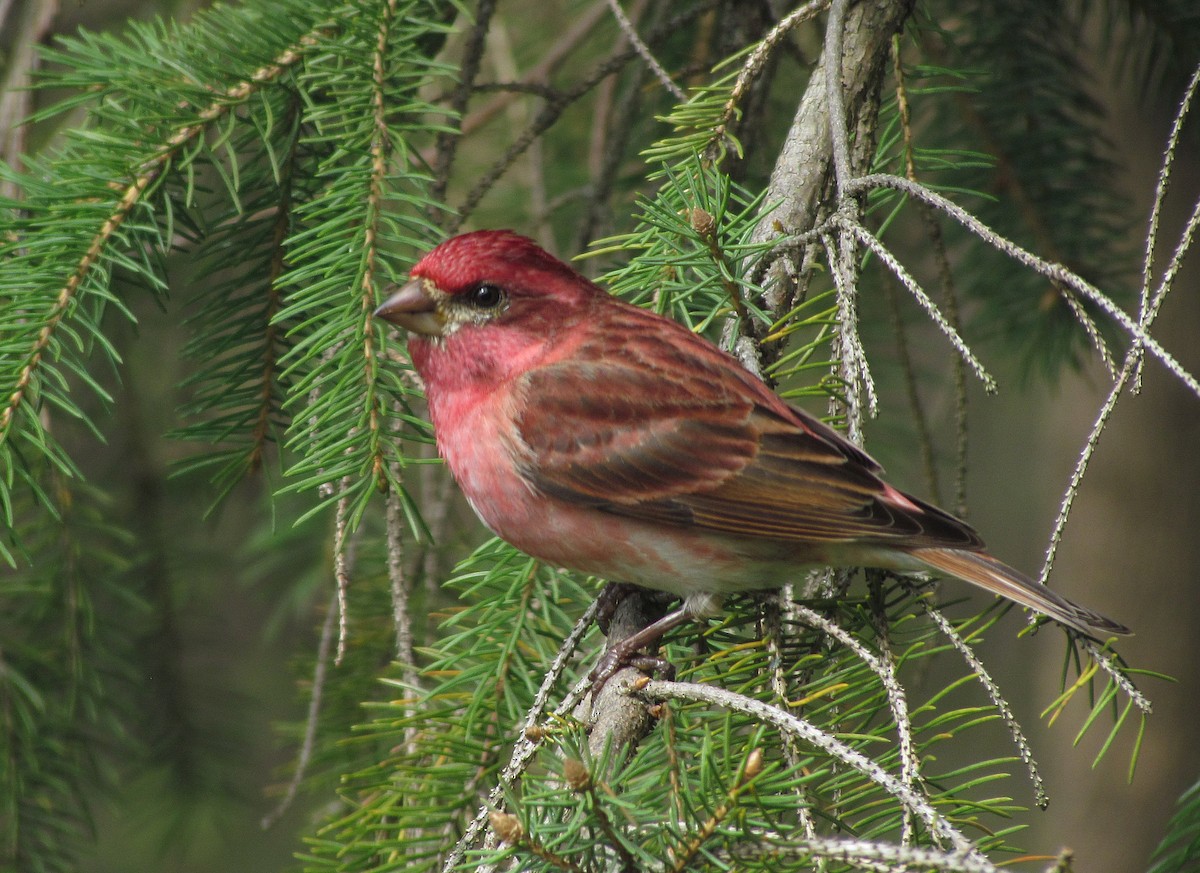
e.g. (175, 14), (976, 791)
(749, 0), (916, 313)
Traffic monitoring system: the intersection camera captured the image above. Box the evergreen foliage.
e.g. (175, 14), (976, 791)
(1149, 777), (1200, 873)
(1, 0), (1198, 870)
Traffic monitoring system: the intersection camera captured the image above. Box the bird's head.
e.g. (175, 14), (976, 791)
(374, 231), (597, 341)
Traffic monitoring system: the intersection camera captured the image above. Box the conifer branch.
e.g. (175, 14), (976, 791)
(848, 173), (1200, 398)
(0, 27), (325, 447)
(358, 0), (397, 492)
(708, 0), (830, 160)
(638, 678), (982, 858)
(923, 602), (1048, 809)
(842, 219), (996, 392)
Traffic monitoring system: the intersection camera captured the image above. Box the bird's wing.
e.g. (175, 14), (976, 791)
(513, 331), (980, 551)
(512, 351), (760, 503)
(662, 412), (981, 549)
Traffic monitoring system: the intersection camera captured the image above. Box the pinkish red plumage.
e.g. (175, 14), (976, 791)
(375, 230), (1128, 638)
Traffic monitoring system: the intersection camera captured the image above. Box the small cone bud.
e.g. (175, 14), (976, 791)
(744, 748), (763, 779)
(489, 811), (523, 844)
(562, 757), (591, 791)
(689, 207), (717, 239)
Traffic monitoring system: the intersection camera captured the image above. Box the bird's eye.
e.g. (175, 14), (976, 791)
(466, 283), (505, 309)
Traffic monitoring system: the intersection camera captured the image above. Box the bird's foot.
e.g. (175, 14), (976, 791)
(588, 600), (693, 699)
(588, 643), (676, 699)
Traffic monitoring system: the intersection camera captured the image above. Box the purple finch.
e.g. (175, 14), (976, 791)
(375, 230), (1128, 643)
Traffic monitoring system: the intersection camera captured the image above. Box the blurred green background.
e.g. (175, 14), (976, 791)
(2, 0), (1198, 870)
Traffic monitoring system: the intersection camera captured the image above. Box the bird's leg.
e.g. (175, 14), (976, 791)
(589, 605), (688, 693)
(588, 591), (721, 695)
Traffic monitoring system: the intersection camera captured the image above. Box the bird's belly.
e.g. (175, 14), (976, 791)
(474, 488), (824, 597)
(436, 392), (831, 596)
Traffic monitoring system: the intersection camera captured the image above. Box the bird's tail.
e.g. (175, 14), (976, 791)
(911, 547), (1130, 638)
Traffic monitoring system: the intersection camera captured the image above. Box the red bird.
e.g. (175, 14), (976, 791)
(375, 230), (1128, 648)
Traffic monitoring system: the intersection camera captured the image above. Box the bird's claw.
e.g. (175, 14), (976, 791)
(587, 646), (675, 700)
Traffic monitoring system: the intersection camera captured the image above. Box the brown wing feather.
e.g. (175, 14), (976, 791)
(611, 412), (982, 550)
(513, 306), (981, 552)
(515, 362), (761, 504)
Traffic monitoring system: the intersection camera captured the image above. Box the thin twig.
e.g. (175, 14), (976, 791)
(445, 600), (598, 873)
(1040, 194), (1200, 583)
(1081, 640), (1152, 715)
(727, 832), (999, 872)
(865, 583), (913, 845)
(1060, 286), (1116, 379)
(923, 602), (1047, 809)
(848, 173), (1200, 399)
(261, 589), (339, 830)
(1152, 194), (1200, 327)
(844, 219), (996, 392)
(822, 230), (876, 439)
(332, 492), (353, 665)
(638, 679), (982, 858)
(914, 29), (1117, 378)
(604, 0), (684, 100)
(708, 0), (829, 158)
(760, 592), (823, 868)
(793, 601), (921, 841)
(1136, 62), (1199, 388)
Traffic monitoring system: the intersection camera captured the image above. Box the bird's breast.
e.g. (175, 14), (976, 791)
(423, 370), (835, 596)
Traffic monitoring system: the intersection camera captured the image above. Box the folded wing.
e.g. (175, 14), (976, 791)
(513, 318), (979, 553)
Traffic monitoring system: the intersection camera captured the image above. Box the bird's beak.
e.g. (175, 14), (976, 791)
(374, 278), (445, 337)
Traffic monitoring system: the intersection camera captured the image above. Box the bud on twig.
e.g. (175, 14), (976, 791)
(562, 757), (591, 792)
(489, 811), (523, 844)
(688, 206), (717, 239)
(743, 747), (763, 780)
